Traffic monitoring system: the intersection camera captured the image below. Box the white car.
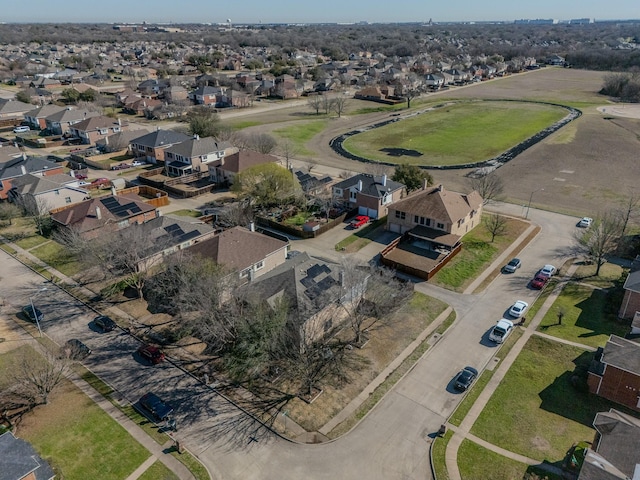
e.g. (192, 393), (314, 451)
(509, 300), (529, 318)
(489, 319), (514, 343)
(131, 160), (146, 167)
(577, 217), (593, 228)
(540, 264), (556, 278)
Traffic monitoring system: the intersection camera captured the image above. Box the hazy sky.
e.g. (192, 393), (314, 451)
(3, 0), (639, 24)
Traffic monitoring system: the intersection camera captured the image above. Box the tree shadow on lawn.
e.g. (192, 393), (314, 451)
(573, 289), (628, 340)
(538, 351), (616, 427)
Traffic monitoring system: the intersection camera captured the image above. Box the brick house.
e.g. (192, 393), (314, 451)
(189, 85), (221, 105)
(332, 173), (406, 219)
(618, 266), (640, 320)
(68, 115), (128, 145)
(44, 108), (100, 135)
(23, 104), (66, 130)
(0, 155), (64, 201)
(164, 136), (237, 177)
(208, 150), (278, 185)
(129, 129), (191, 165)
(587, 335), (640, 411)
(51, 194), (158, 239)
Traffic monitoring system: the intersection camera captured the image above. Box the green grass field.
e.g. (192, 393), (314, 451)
(30, 241), (82, 277)
(342, 101), (567, 165)
(273, 119), (328, 156)
(138, 461), (179, 480)
(537, 282), (628, 348)
(470, 336), (614, 462)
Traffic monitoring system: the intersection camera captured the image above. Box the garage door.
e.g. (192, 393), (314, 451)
(389, 223), (401, 233)
(358, 206), (378, 218)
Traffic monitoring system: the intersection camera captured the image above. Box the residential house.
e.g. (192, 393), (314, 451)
(115, 88), (141, 107)
(332, 173), (405, 219)
(240, 251), (367, 344)
(23, 104), (66, 130)
(578, 409), (640, 480)
(51, 193), (158, 239)
(164, 135), (236, 177)
(130, 129), (191, 165)
(0, 99), (33, 120)
(44, 107), (100, 135)
(424, 73), (445, 89)
(618, 264), (640, 320)
(68, 115), (127, 145)
(163, 85), (188, 103)
(294, 170), (333, 196)
(209, 150), (278, 185)
(222, 89), (251, 108)
(137, 78), (170, 97)
(189, 225), (289, 282)
(587, 335), (640, 411)
(354, 86), (393, 102)
(128, 215), (217, 272)
(0, 155), (63, 201)
(7, 172), (89, 214)
(189, 85), (222, 105)
(96, 129), (148, 154)
(0, 431), (55, 480)
(547, 55), (566, 66)
(381, 184), (483, 279)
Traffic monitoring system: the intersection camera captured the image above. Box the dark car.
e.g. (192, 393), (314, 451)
(22, 305), (44, 323)
(94, 315), (117, 332)
(530, 274), (549, 290)
(503, 258), (521, 273)
(454, 366), (478, 391)
(62, 339), (92, 360)
(137, 344), (165, 364)
(139, 392), (173, 421)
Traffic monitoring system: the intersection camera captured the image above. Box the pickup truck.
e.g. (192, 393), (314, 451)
(489, 319), (514, 344)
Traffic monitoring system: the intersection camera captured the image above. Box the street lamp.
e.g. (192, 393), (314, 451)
(525, 188), (544, 219)
(30, 287), (47, 337)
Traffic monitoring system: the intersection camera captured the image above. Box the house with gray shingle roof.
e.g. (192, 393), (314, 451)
(0, 155), (64, 201)
(0, 431), (55, 480)
(68, 115), (128, 145)
(130, 129), (191, 165)
(44, 107), (100, 135)
(8, 172), (88, 213)
(333, 173), (405, 219)
(23, 104), (66, 129)
(618, 260), (640, 320)
(0, 99), (34, 120)
(164, 135), (237, 177)
(209, 150), (278, 185)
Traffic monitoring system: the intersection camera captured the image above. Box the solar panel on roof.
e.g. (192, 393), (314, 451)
(165, 224), (181, 233)
(130, 205), (141, 214)
(307, 264), (323, 278)
(301, 277), (314, 288)
(317, 276), (336, 291)
(180, 230), (200, 242)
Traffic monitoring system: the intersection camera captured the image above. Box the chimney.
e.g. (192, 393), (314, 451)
(381, 174), (387, 186)
(111, 186), (117, 196)
(95, 207), (102, 220)
(357, 179), (363, 191)
(438, 184), (444, 192)
(194, 134), (200, 141)
(117, 118), (121, 126)
(422, 178), (429, 190)
(70, 170), (76, 178)
(339, 271), (345, 287)
(249, 221), (255, 232)
(104, 135), (109, 145)
(21, 165), (27, 175)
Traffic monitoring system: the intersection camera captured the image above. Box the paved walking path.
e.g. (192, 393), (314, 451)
(443, 262), (585, 480)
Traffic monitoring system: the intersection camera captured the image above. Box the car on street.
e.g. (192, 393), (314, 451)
(137, 344), (165, 364)
(503, 258), (521, 273)
(22, 305), (44, 323)
(577, 217), (593, 228)
(139, 392), (174, 421)
(62, 339), (92, 360)
(349, 215), (370, 229)
(131, 160), (146, 167)
(489, 319), (514, 343)
(539, 264), (557, 278)
(509, 300), (529, 318)
(111, 163), (132, 170)
(530, 274), (550, 290)
(91, 177), (110, 187)
(454, 366), (478, 391)
(94, 315), (117, 332)
(73, 171), (88, 180)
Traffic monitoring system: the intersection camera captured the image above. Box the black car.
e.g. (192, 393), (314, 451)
(22, 305), (44, 323)
(139, 392), (174, 421)
(94, 315), (117, 332)
(63, 339), (92, 360)
(454, 366), (478, 391)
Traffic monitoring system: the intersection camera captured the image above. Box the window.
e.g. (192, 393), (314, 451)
(65, 197), (71, 204)
(395, 211), (406, 220)
(255, 261), (264, 271)
(414, 215), (419, 224)
(99, 128), (108, 135)
(54, 190), (60, 195)
(334, 188), (342, 196)
(437, 222), (445, 229)
(349, 190), (357, 200)
(240, 268), (251, 278)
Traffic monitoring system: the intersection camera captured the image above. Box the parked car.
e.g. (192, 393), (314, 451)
(454, 366), (478, 391)
(577, 217), (593, 228)
(131, 160), (146, 167)
(489, 319), (514, 343)
(350, 215), (370, 229)
(509, 300), (529, 318)
(539, 264), (557, 278)
(94, 315), (117, 332)
(137, 344), (165, 364)
(91, 177), (110, 187)
(530, 274), (549, 290)
(139, 392), (173, 421)
(73, 171), (88, 180)
(503, 258), (521, 273)
(21, 305), (43, 323)
(62, 339), (92, 360)
(13, 125), (30, 133)
(111, 163), (131, 171)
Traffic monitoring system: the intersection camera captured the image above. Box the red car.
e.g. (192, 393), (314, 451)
(350, 215), (370, 229)
(531, 274), (549, 290)
(137, 344), (165, 364)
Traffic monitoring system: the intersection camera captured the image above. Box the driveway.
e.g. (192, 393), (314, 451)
(0, 203), (577, 480)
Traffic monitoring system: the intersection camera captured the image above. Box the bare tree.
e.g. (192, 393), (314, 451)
(616, 192), (640, 251)
(278, 139), (300, 170)
(235, 132), (277, 154)
(467, 172), (504, 205)
(483, 213), (508, 242)
(575, 211), (623, 276)
(321, 95), (335, 115)
(331, 95), (349, 118)
(0, 201), (22, 226)
(0, 346), (69, 429)
(307, 94), (323, 115)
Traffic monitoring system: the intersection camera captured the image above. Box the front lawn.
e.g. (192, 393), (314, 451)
(169, 209), (202, 218)
(458, 439), (534, 480)
(138, 461), (179, 480)
(30, 241), (82, 277)
(431, 216), (530, 291)
(537, 282), (628, 348)
(471, 336), (615, 462)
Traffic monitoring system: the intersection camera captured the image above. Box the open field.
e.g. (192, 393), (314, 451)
(342, 101), (567, 165)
